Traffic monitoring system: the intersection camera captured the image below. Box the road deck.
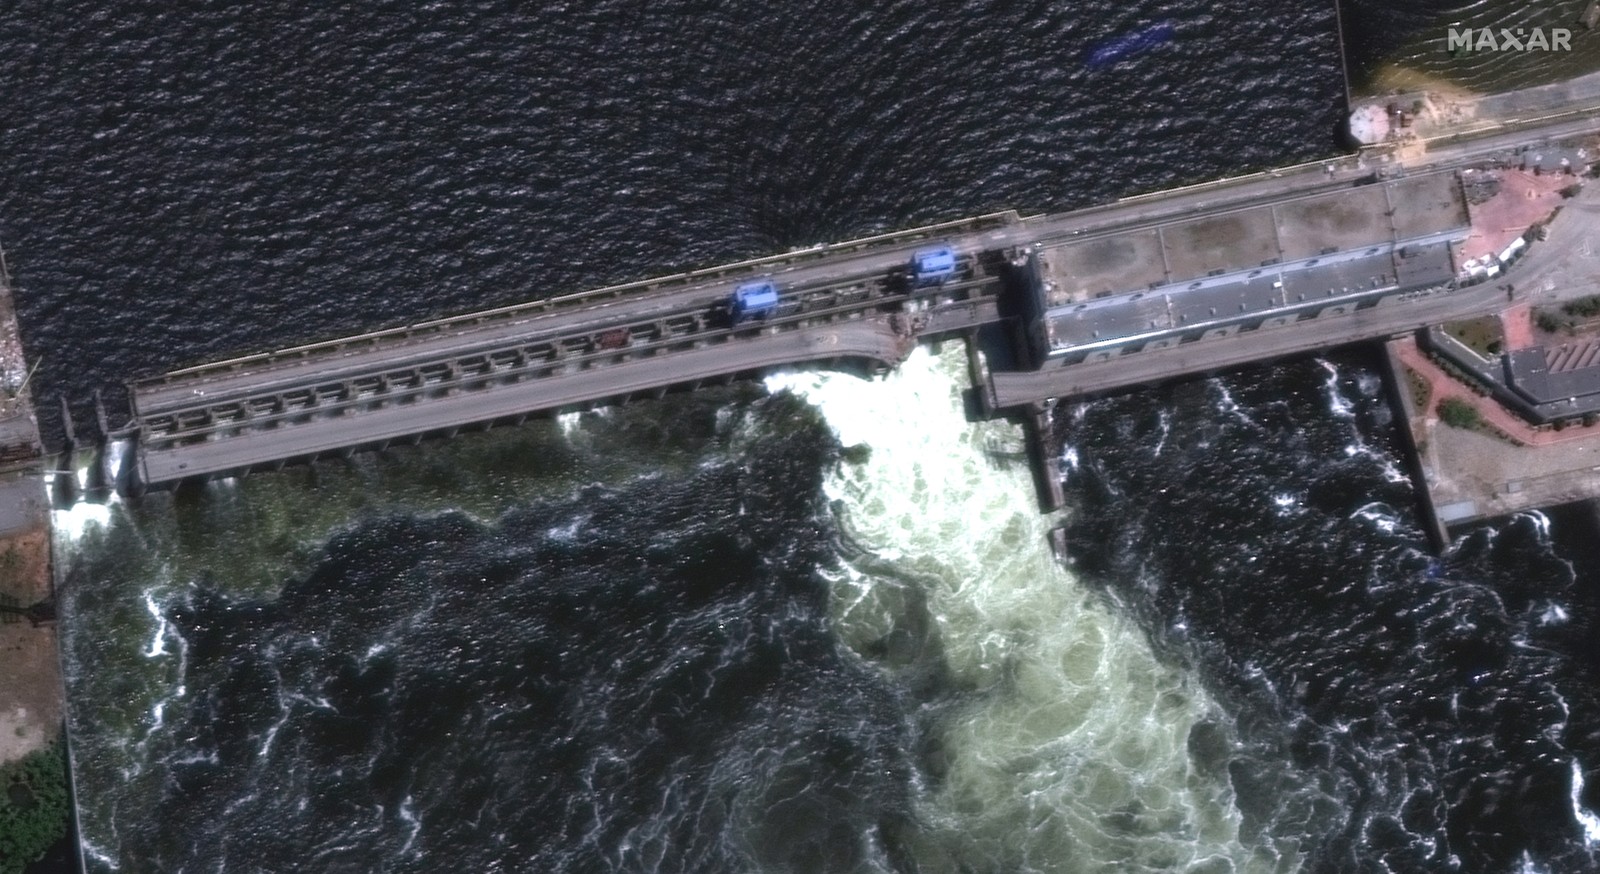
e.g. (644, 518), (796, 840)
(140, 320), (905, 484)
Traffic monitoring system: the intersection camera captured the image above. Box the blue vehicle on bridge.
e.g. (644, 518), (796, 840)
(728, 280), (780, 324)
(910, 246), (958, 287)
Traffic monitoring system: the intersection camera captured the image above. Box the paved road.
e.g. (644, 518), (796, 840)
(135, 162), (1399, 421)
(131, 169), (1388, 432)
(135, 239), (964, 415)
(140, 319), (906, 484)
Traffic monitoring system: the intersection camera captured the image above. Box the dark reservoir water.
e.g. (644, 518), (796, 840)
(6, 1), (1600, 872)
(1343, 0), (1600, 95)
(0, 0), (1344, 446)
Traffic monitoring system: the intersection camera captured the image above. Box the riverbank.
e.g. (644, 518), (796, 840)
(0, 254), (57, 765)
(0, 255), (68, 874)
(1388, 172), (1600, 532)
(0, 525), (58, 765)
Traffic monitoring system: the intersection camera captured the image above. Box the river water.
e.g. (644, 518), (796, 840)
(1345, 0), (1600, 94)
(6, 1), (1600, 872)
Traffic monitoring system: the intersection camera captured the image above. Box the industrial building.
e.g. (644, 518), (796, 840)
(1024, 171), (1472, 366)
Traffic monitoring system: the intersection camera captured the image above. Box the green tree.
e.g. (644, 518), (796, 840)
(1438, 397), (1482, 430)
(0, 740), (70, 874)
(1562, 296), (1600, 318)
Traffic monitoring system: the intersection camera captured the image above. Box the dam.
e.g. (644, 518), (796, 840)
(110, 166), (1507, 491)
(63, 108), (1595, 496)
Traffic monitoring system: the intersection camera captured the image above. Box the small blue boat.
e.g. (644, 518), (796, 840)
(1086, 20), (1177, 68)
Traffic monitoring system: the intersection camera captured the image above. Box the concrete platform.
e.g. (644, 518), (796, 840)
(1273, 184), (1392, 260)
(1388, 172), (1473, 240)
(1034, 172), (1469, 361)
(0, 474), (45, 538)
(1162, 208), (1279, 279)
(1042, 230), (1166, 303)
(1419, 414), (1600, 529)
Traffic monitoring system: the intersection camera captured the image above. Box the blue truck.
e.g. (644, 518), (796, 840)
(728, 280), (780, 324)
(910, 246), (958, 287)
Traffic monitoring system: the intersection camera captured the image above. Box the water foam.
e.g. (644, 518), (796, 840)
(48, 481), (113, 543)
(1319, 359), (1354, 419)
(142, 590), (169, 658)
(766, 346), (1261, 871)
(1570, 759), (1600, 845)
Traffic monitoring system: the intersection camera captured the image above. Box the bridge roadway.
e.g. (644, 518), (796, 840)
(129, 163), (1376, 486)
(138, 318), (916, 484)
(133, 154), (1384, 419)
(135, 151), (1409, 408)
(133, 214), (1018, 415)
(136, 269), (924, 420)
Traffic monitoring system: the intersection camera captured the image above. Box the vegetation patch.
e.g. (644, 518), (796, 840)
(1443, 316), (1504, 358)
(0, 739), (69, 874)
(1404, 366), (1432, 412)
(1562, 295), (1600, 319)
(1535, 296), (1600, 336)
(1438, 397), (1484, 431)
(1535, 307), (1576, 335)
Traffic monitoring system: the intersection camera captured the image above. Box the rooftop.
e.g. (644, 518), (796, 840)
(1036, 171), (1468, 309)
(1035, 173), (1469, 356)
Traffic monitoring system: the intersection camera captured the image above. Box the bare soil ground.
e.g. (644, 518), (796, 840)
(1500, 303), (1536, 351)
(1462, 170), (1572, 266)
(1362, 63), (1477, 104)
(0, 526), (61, 763)
(1444, 315), (1505, 357)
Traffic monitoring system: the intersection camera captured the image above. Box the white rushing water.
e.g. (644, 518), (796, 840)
(46, 463), (113, 543)
(767, 346), (1269, 873)
(1571, 759), (1600, 846)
